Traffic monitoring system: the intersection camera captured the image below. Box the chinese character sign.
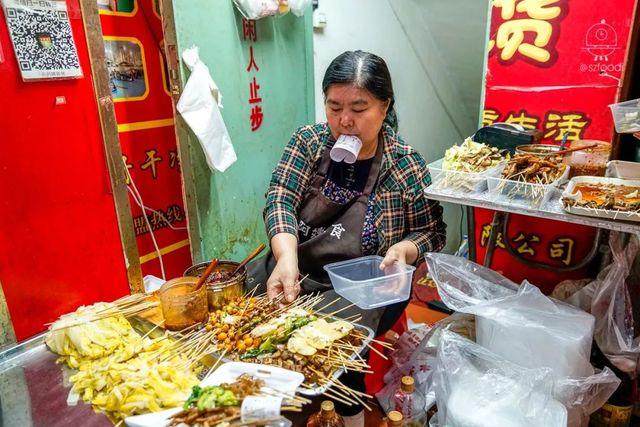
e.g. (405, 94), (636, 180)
(243, 19), (264, 132)
(476, 0), (637, 292)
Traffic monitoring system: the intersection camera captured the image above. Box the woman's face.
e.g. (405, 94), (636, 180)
(325, 84), (389, 147)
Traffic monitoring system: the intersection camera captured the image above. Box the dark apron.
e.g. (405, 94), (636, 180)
(247, 138), (408, 336)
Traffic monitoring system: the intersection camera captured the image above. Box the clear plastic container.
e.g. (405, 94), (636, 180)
(568, 140), (611, 178)
(487, 164), (570, 208)
(428, 158), (505, 194)
(324, 255), (415, 309)
(609, 98), (640, 133)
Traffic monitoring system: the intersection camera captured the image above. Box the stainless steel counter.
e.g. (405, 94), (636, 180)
(425, 185), (640, 234)
(0, 334), (112, 427)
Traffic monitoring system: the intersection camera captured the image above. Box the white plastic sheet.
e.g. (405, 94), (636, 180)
(567, 232), (640, 375)
(177, 47), (237, 173)
(433, 331), (567, 427)
(426, 252), (595, 379)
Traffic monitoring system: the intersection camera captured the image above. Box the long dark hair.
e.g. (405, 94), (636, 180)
(322, 50), (398, 132)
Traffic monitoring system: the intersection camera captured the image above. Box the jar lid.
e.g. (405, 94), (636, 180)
(401, 376), (415, 392)
(321, 401), (335, 412)
(388, 411), (404, 424)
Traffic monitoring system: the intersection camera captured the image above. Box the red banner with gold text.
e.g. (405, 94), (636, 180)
(478, 0), (637, 293)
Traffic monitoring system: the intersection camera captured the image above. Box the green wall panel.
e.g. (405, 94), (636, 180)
(172, 1), (314, 262)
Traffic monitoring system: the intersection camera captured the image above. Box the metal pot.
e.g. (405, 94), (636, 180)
(184, 260), (246, 311)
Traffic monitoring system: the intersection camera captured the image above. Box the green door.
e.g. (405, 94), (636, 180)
(170, 1), (314, 262)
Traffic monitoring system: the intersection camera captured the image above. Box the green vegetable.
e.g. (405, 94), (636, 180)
(240, 315), (317, 359)
(183, 385), (238, 410)
(183, 385), (203, 410)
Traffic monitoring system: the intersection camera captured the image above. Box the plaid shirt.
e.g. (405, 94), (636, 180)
(264, 123), (446, 261)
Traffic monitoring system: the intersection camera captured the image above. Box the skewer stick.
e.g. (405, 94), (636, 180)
(320, 302), (356, 319)
(141, 320), (165, 340)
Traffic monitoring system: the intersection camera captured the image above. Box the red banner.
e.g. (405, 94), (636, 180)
(478, 0), (637, 293)
(99, 0), (191, 279)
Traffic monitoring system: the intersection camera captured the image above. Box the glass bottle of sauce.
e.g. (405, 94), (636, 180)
(390, 376), (427, 426)
(307, 401), (346, 427)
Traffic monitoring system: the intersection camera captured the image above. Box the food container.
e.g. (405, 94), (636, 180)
(184, 260), (246, 311)
(428, 158), (505, 194)
(606, 160), (640, 180)
(208, 317), (374, 396)
(323, 255), (415, 309)
(561, 176), (640, 222)
(159, 277), (209, 331)
(609, 98), (640, 133)
(487, 164), (570, 208)
(568, 140), (611, 178)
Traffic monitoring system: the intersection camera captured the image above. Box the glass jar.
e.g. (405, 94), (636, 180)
(159, 277), (208, 331)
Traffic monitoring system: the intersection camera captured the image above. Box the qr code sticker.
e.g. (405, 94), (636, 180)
(3, 0), (82, 80)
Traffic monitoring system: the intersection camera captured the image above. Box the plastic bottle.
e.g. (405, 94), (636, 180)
(306, 401), (346, 427)
(390, 376), (426, 426)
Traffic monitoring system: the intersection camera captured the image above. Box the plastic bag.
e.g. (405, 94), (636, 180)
(233, 0), (280, 20)
(376, 314), (474, 414)
(288, 0), (311, 16)
(433, 331), (567, 427)
(426, 253), (595, 379)
(567, 232), (640, 375)
(176, 47), (237, 172)
(554, 367), (620, 427)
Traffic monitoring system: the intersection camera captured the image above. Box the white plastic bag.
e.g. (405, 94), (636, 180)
(426, 253), (595, 379)
(433, 331), (567, 427)
(554, 367), (620, 427)
(376, 314), (474, 414)
(567, 232), (640, 375)
(233, 0), (280, 19)
(288, 0), (311, 16)
(177, 47), (237, 173)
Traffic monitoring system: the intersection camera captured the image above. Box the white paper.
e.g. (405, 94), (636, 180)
(241, 396), (282, 422)
(177, 47), (237, 172)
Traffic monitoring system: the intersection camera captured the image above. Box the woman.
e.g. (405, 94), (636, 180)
(250, 50), (446, 426)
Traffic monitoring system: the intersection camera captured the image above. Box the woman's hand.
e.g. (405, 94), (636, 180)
(267, 233), (300, 303)
(267, 255), (300, 302)
(380, 240), (419, 270)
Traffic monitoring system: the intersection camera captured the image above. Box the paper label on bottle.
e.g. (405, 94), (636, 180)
(241, 396), (282, 422)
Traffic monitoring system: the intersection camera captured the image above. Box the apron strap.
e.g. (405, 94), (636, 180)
(362, 134), (384, 196)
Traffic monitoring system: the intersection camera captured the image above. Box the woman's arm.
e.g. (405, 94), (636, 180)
(263, 129), (314, 301)
(267, 233), (300, 302)
(380, 155), (446, 269)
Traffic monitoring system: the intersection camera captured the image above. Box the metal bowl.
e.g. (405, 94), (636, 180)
(184, 260), (246, 311)
(515, 144), (563, 156)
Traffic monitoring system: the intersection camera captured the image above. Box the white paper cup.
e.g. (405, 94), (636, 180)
(330, 135), (362, 164)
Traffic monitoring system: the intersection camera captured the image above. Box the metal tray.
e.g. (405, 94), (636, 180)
(206, 316), (374, 396)
(561, 176), (640, 222)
